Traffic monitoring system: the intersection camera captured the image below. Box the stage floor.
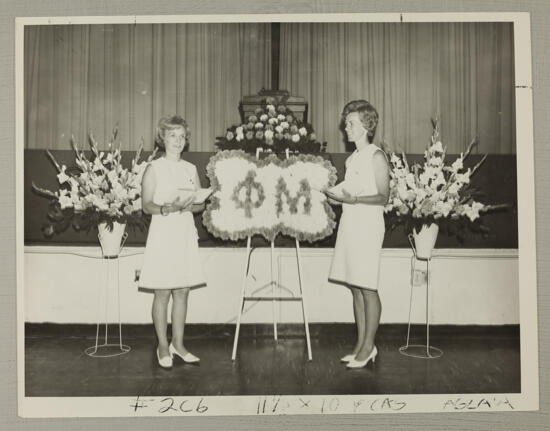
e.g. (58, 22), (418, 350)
(24, 323), (520, 397)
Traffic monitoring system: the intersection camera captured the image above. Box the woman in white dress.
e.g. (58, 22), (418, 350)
(139, 115), (206, 369)
(326, 100), (390, 369)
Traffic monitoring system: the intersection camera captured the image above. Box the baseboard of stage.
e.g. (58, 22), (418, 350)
(25, 322), (520, 339)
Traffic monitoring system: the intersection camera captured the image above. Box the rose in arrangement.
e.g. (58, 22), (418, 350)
(384, 119), (505, 239)
(32, 128), (155, 236)
(216, 96), (325, 154)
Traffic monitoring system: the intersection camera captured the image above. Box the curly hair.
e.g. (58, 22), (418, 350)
(154, 115), (190, 152)
(342, 100), (379, 143)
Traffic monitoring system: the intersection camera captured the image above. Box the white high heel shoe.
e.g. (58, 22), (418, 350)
(346, 346), (377, 369)
(169, 343), (200, 364)
(340, 354), (356, 363)
(157, 348), (173, 369)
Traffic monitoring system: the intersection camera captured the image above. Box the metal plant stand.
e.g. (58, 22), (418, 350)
(399, 234), (443, 359)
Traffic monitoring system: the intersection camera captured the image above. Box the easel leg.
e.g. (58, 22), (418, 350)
(295, 239), (312, 361)
(232, 236), (252, 361)
(271, 240), (278, 341)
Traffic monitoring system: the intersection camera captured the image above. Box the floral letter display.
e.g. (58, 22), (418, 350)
(203, 150), (338, 242)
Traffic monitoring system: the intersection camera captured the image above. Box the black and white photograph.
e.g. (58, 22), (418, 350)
(16, 13), (538, 417)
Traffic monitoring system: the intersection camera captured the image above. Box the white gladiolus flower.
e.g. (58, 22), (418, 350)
(415, 189), (427, 203)
(132, 198), (142, 211)
(429, 156), (443, 166)
(112, 184), (128, 201)
(397, 184), (408, 201)
(435, 200), (453, 217)
(68, 177), (80, 190)
(298, 127), (307, 136)
(451, 158), (463, 172)
(464, 201), (485, 222)
(264, 130), (274, 140)
(398, 204), (410, 215)
(73, 200), (85, 211)
(275, 125), (284, 133)
(419, 172), (430, 186)
(58, 193), (73, 209)
(456, 170), (471, 184)
(448, 182), (460, 195)
(432, 141), (444, 153)
(93, 158), (105, 171)
(405, 173), (416, 188)
(432, 173), (446, 189)
(291, 134), (300, 143)
(57, 166), (70, 184)
(107, 170), (119, 183)
(86, 194), (109, 211)
(260, 114), (268, 122)
(277, 114), (286, 121)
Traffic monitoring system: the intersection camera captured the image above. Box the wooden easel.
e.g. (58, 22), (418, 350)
(231, 148), (313, 361)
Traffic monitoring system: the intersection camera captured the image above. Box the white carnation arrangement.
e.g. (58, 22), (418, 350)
(32, 128), (156, 236)
(203, 150), (337, 242)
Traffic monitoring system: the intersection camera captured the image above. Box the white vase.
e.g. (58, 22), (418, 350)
(98, 222), (126, 257)
(412, 223), (439, 259)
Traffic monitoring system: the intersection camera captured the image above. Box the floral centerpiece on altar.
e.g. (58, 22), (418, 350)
(32, 129), (155, 255)
(215, 96), (325, 155)
(383, 119), (505, 257)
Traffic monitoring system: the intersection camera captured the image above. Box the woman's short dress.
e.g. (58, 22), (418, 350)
(138, 157), (206, 290)
(328, 144), (385, 291)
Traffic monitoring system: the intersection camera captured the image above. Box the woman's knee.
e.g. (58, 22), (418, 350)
(361, 288), (380, 302)
(172, 287), (190, 301)
(154, 290), (171, 302)
(350, 287), (362, 299)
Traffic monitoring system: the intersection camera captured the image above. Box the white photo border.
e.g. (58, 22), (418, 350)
(16, 12), (538, 418)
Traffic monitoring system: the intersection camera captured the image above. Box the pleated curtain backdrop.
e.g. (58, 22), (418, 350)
(24, 22), (515, 154)
(24, 23), (271, 151)
(279, 22), (515, 154)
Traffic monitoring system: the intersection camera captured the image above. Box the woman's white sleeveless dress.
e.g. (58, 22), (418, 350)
(328, 144), (385, 291)
(138, 157), (206, 290)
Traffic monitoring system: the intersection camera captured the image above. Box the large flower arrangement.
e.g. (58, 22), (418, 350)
(32, 129), (155, 236)
(384, 119), (504, 238)
(203, 150), (337, 242)
(216, 96), (325, 154)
